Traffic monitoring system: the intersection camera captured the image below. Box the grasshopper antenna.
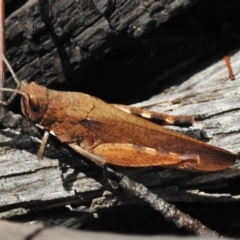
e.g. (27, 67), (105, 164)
(1, 53), (22, 87)
(0, 53), (27, 105)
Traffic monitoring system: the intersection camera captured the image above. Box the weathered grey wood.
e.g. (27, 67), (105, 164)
(0, 220), (215, 240)
(0, 128), (104, 218)
(1, 50), (240, 219)
(1, 50), (240, 236)
(1, 0), (240, 237)
(135, 50), (240, 154)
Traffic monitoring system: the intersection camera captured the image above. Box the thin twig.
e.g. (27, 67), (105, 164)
(117, 173), (220, 237)
(0, 0), (5, 101)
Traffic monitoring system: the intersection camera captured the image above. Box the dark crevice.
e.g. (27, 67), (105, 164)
(25, 227), (45, 240)
(5, 0), (28, 17)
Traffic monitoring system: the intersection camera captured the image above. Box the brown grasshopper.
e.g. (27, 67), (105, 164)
(0, 54), (236, 171)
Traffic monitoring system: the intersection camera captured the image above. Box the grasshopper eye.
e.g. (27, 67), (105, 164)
(28, 95), (40, 112)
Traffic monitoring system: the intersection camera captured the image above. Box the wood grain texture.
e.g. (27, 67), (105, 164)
(1, 0), (240, 237)
(1, 50), (240, 217)
(0, 220), (205, 240)
(5, 0), (198, 89)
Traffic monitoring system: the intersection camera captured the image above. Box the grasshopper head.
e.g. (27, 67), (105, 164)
(0, 54), (48, 123)
(20, 82), (48, 123)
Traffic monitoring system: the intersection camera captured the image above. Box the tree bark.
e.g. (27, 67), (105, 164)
(1, 0), (240, 238)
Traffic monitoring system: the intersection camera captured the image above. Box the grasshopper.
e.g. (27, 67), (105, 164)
(0, 54), (236, 171)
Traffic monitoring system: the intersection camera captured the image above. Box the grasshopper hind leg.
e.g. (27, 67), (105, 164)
(113, 104), (194, 127)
